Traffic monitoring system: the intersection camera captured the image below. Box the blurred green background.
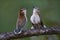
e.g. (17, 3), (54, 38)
(0, 0), (60, 40)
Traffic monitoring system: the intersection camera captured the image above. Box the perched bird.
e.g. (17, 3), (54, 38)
(30, 7), (46, 29)
(14, 8), (27, 34)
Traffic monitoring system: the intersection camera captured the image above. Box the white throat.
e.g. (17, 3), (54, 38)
(33, 11), (38, 15)
(33, 9), (38, 15)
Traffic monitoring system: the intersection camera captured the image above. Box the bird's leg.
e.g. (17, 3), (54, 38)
(34, 24), (38, 29)
(31, 23), (36, 29)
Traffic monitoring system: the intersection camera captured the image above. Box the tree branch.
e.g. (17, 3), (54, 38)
(0, 27), (60, 40)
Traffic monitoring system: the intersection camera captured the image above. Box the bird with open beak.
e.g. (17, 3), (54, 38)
(14, 8), (27, 34)
(30, 7), (46, 29)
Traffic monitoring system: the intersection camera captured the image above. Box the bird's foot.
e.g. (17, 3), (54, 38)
(31, 26), (35, 29)
(14, 29), (22, 34)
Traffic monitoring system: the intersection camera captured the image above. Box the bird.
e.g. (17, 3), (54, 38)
(14, 8), (27, 34)
(30, 7), (46, 29)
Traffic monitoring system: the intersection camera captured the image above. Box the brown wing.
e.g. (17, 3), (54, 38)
(16, 15), (26, 29)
